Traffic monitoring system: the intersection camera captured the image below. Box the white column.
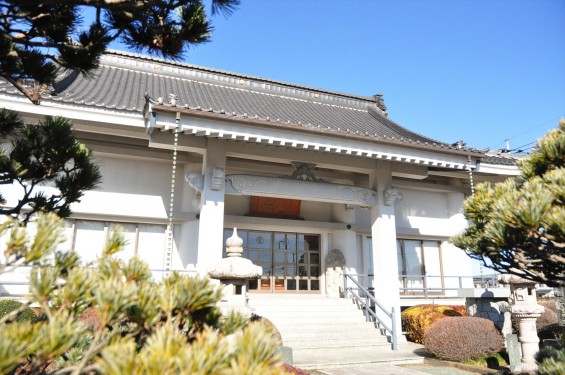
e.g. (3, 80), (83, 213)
(331, 203), (359, 275)
(196, 140), (226, 274)
(369, 160), (403, 343)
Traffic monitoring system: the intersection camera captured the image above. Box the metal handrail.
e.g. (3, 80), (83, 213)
(343, 273), (398, 351)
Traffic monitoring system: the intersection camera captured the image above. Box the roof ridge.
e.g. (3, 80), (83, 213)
(102, 63), (369, 115)
(103, 49), (376, 107)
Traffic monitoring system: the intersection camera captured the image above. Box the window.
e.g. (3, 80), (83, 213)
(64, 219), (167, 270)
(397, 239), (443, 294)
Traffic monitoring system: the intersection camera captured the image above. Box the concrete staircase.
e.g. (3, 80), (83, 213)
(249, 294), (424, 370)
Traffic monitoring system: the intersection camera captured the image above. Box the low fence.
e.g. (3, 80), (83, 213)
(346, 273), (507, 300)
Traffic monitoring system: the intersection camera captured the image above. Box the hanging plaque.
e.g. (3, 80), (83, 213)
(250, 196), (301, 219)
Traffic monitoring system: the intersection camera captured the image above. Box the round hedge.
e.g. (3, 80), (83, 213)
(0, 299), (38, 323)
(537, 300), (559, 331)
(401, 304), (466, 344)
(423, 316), (504, 362)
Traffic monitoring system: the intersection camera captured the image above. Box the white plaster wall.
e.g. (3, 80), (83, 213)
(328, 229), (359, 275)
(70, 154), (176, 219)
(301, 201), (332, 221)
(392, 188), (474, 295)
(355, 207), (372, 227)
(332, 203), (356, 224)
(224, 195), (250, 216)
(395, 189), (466, 237)
(441, 241), (475, 289)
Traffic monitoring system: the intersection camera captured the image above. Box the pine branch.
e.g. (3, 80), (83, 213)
(1, 75), (41, 104)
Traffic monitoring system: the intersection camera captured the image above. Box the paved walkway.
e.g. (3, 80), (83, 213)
(305, 342), (482, 375)
(311, 363), (481, 375)
(311, 364), (429, 374)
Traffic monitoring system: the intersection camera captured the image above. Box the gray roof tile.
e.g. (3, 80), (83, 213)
(482, 154), (520, 166)
(0, 50), (481, 153)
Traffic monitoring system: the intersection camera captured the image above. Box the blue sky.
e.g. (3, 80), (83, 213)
(160, 0), (564, 153)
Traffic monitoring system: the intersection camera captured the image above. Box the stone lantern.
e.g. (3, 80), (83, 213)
(208, 228), (262, 316)
(498, 274), (545, 372)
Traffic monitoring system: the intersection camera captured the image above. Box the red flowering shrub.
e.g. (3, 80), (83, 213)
(401, 304), (466, 344)
(423, 317), (504, 362)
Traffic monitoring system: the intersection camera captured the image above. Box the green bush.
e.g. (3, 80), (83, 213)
(0, 299), (37, 323)
(0, 214), (286, 374)
(423, 316), (504, 362)
(536, 339), (565, 375)
(401, 304), (466, 344)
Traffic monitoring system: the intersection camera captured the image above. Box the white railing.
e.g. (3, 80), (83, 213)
(398, 274), (505, 299)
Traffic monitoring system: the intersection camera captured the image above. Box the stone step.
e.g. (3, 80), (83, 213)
(285, 336), (390, 349)
(253, 305), (364, 314)
(272, 321), (378, 331)
(293, 343), (393, 357)
(292, 346), (425, 370)
(250, 296), (355, 305)
(261, 314), (366, 327)
(253, 306), (361, 314)
(246, 294), (418, 369)
(280, 328), (386, 341)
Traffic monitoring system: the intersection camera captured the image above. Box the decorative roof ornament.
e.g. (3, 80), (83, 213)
(168, 93), (177, 106)
(289, 162), (319, 181)
(373, 93), (388, 115)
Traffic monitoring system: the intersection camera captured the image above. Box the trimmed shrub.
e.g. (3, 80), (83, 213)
(538, 300), (559, 331)
(0, 299), (37, 323)
(538, 323), (565, 341)
(423, 316), (504, 362)
(401, 304), (466, 344)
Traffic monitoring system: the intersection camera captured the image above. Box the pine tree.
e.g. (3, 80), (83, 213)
(0, 214), (285, 374)
(451, 120), (565, 287)
(0, 108), (102, 224)
(0, 0), (239, 104)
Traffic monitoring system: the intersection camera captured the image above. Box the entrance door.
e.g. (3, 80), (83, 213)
(223, 229), (321, 293)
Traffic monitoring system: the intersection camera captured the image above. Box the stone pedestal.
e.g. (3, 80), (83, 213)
(498, 274), (544, 372)
(208, 228), (262, 316)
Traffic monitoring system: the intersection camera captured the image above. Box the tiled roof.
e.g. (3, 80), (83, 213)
(0, 50), (479, 153)
(482, 154), (520, 166)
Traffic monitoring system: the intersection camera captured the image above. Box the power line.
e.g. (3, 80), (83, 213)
(509, 140), (536, 153)
(491, 115), (562, 150)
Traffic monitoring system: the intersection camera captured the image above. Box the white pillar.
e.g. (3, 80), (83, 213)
(331, 203), (359, 276)
(369, 160), (403, 343)
(196, 140), (226, 274)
